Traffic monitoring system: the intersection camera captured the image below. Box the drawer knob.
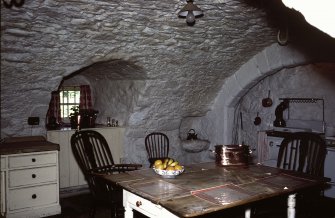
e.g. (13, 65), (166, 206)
(32, 174), (36, 178)
(32, 194), (37, 199)
(136, 201), (142, 207)
(32, 158), (36, 162)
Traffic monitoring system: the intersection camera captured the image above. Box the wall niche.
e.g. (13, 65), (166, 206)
(49, 59), (146, 128)
(236, 62), (335, 155)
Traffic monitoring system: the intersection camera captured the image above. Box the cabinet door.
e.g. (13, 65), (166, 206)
(96, 128), (125, 164)
(0, 157), (6, 170)
(47, 130), (86, 188)
(47, 128), (125, 189)
(1, 170), (6, 215)
(1, 156), (7, 216)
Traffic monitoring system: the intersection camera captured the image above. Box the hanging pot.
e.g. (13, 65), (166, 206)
(187, 129), (198, 140)
(262, 90), (273, 107)
(254, 112), (261, 126)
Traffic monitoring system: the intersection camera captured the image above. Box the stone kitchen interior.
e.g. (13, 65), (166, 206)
(1, 0), (335, 218)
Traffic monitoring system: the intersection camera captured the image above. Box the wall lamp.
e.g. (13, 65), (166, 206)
(178, 0), (204, 26)
(2, 0), (24, 8)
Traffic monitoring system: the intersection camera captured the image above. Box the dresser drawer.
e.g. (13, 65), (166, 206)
(9, 152), (57, 168)
(9, 166), (57, 187)
(126, 191), (162, 216)
(8, 183), (58, 211)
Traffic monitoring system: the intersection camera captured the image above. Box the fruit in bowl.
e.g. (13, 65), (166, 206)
(153, 158), (184, 178)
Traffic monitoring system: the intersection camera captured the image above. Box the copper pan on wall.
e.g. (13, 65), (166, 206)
(262, 90), (273, 107)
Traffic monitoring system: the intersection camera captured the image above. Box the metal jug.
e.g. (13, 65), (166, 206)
(187, 129), (198, 140)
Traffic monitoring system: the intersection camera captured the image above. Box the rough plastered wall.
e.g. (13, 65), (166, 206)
(197, 43), (335, 164)
(237, 63), (335, 153)
(1, 0), (279, 166)
(1, 0), (334, 166)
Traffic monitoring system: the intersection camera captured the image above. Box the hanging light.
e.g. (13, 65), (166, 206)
(178, 0), (204, 26)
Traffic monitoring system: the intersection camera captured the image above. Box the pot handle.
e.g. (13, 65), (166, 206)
(188, 129), (195, 133)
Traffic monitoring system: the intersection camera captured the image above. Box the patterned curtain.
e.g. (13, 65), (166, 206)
(46, 91), (61, 124)
(79, 85), (92, 110)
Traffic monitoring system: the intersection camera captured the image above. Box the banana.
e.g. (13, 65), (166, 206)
(170, 161), (179, 167)
(168, 158), (174, 166)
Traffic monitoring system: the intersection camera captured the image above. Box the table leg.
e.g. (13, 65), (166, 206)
(287, 193), (296, 218)
(123, 190), (134, 218)
(245, 208), (251, 218)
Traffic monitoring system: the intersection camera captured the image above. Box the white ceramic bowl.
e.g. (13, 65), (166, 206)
(153, 166), (184, 179)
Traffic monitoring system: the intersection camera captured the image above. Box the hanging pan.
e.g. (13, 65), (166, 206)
(254, 112), (261, 125)
(262, 90), (273, 107)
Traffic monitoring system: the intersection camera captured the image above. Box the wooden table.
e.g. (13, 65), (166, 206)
(100, 162), (325, 218)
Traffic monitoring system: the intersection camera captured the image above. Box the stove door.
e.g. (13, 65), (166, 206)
(261, 136), (283, 167)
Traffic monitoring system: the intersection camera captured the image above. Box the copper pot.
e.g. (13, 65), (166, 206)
(213, 144), (251, 166)
(262, 90), (273, 107)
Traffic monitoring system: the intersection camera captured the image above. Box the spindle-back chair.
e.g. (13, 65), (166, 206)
(71, 130), (142, 218)
(145, 132), (169, 167)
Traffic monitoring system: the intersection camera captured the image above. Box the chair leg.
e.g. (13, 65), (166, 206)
(110, 201), (125, 218)
(89, 205), (96, 218)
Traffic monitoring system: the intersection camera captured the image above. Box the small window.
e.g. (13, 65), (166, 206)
(59, 86), (80, 122)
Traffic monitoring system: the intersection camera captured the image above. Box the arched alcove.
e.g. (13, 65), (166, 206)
(204, 43), (335, 149)
(47, 59), (147, 128)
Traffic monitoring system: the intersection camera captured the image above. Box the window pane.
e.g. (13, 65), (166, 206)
(75, 92), (80, 103)
(59, 87), (80, 119)
(69, 91), (76, 102)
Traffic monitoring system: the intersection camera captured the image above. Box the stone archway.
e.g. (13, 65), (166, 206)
(56, 59), (147, 127)
(206, 43), (324, 146)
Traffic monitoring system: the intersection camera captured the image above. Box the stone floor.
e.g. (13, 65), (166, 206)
(47, 192), (146, 218)
(48, 193), (335, 218)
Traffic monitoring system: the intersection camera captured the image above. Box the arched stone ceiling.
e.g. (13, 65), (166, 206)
(79, 60), (147, 80)
(1, 0), (334, 138)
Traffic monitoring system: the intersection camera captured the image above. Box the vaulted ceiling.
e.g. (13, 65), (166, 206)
(1, 0), (334, 139)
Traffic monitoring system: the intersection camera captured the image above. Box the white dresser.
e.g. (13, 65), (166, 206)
(0, 136), (61, 218)
(47, 127), (125, 194)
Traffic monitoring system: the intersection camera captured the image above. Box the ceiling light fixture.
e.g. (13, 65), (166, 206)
(178, 0), (204, 26)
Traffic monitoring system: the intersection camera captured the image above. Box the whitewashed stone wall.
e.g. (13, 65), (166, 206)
(202, 44), (335, 163)
(1, 0), (334, 167)
(237, 63), (335, 151)
(1, 0), (278, 166)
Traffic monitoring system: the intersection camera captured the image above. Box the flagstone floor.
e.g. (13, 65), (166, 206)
(48, 193), (335, 218)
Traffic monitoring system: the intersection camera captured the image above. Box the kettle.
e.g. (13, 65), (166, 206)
(187, 129), (198, 140)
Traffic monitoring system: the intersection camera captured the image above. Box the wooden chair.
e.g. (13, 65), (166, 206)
(145, 132), (169, 167)
(71, 130), (142, 218)
(276, 132), (327, 218)
(253, 132), (328, 218)
(277, 132), (327, 177)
